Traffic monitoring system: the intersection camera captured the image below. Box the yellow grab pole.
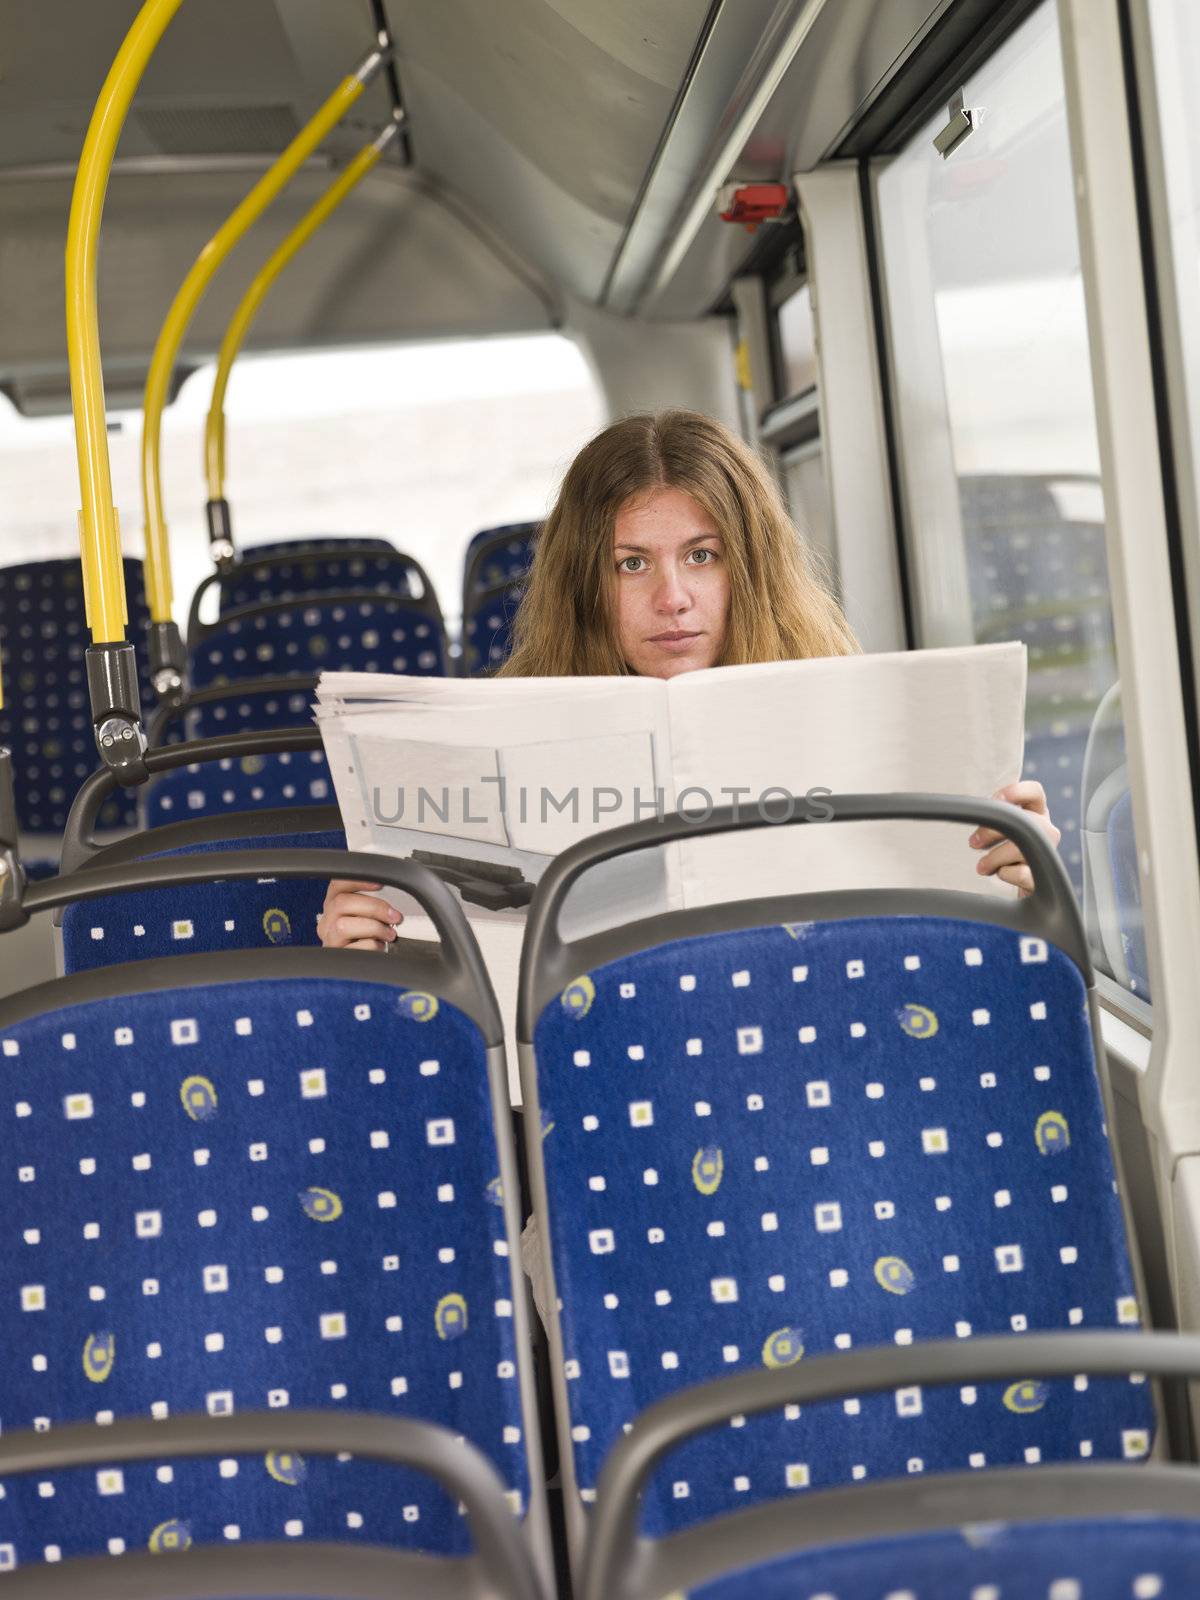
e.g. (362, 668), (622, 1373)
(205, 123), (398, 520)
(67, 0), (185, 643)
(141, 45), (387, 622)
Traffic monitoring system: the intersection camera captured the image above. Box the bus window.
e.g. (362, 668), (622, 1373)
(775, 280), (817, 398)
(875, 0), (1148, 1006)
(1142, 0), (1200, 683)
(0, 334), (604, 633)
(783, 439), (836, 597)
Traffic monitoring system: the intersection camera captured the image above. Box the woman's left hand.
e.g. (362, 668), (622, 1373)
(969, 780), (1062, 898)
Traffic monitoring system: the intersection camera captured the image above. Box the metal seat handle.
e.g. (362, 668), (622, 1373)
(61, 726), (325, 867)
(523, 792), (1082, 1016)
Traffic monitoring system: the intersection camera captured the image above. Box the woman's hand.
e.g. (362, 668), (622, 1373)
(970, 781), (1062, 898)
(317, 879), (404, 950)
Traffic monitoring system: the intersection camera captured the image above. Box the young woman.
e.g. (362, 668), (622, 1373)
(318, 410), (1059, 947)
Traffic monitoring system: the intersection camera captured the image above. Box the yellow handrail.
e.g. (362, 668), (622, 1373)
(205, 123), (398, 505)
(140, 47), (386, 623)
(67, 0), (186, 642)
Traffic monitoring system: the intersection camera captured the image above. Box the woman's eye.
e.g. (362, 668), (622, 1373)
(618, 556), (646, 573)
(687, 548), (717, 565)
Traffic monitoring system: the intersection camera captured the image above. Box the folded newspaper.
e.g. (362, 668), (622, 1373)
(315, 644), (1027, 1095)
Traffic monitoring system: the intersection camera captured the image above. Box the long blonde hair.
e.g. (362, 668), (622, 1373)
(499, 410), (859, 676)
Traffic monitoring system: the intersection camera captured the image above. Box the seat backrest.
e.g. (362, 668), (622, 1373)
(521, 798), (1152, 1542)
(634, 1514), (1200, 1600)
(1021, 728), (1090, 899)
(1108, 788), (1149, 1000)
(463, 582), (522, 676)
(215, 538), (404, 615)
(191, 595), (447, 688)
(463, 524), (538, 603)
(0, 861), (539, 1569)
(0, 558), (154, 834)
(144, 748), (333, 827)
(62, 826), (345, 971)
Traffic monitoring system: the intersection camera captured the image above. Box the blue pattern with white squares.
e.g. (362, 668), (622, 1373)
(216, 540), (416, 615)
(532, 915), (1152, 1537)
(61, 830), (344, 971)
(462, 524), (537, 599)
(463, 585), (521, 675)
(0, 559), (154, 833)
(0, 976), (526, 1566)
(191, 597), (446, 693)
(145, 748), (333, 827)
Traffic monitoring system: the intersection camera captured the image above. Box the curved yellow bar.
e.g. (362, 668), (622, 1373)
(205, 128), (394, 502)
(140, 57), (381, 622)
(67, 0), (186, 642)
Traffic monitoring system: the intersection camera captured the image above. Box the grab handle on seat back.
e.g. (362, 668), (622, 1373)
(61, 726), (325, 869)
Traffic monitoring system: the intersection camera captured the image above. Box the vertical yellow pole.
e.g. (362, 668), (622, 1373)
(140, 48), (386, 624)
(204, 124), (397, 516)
(66, 0), (186, 642)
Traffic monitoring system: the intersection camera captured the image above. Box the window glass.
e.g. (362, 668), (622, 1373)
(776, 282), (817, 397)
(875, 0), (1148, 1001)
(0, 333), (605, 629)
(783, 442), (837, 597)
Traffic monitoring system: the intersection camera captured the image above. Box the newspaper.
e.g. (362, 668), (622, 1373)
(315, 643), (1027, 1097)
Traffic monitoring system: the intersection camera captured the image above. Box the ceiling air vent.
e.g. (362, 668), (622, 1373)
(133, 103), (302, 156)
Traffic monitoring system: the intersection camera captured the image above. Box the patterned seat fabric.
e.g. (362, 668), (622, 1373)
(961, 474), (1118, 902)
(0, 559), (154, 834)
(463, 524), (538, 598)
(187, 683), (320, 737)
(1108, 791), (1149, 1001)
(463, 584), (522, 676)
(216, 539), (417, 615)
(1022, 728), (1090, 899)
(690, 1516), (1200, 1598)
(61, 829), (345, 972)
(532, 914), (1152, 1536)
(145, 750), (333, 828)
(0, 976), (526, 1564)
(191, 597), (447, 691)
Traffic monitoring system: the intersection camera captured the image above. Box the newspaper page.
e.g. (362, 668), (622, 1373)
(665, 643), (1026, 906)
(315, 643), (1027, 1098)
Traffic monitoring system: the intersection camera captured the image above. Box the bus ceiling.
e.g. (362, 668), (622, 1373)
(1, 0), (974, 411)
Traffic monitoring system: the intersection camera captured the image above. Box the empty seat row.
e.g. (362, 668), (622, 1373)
(0, 846), (551, 1590)
(0, 523), (535, 866)
(1, 790), (1182, 1595)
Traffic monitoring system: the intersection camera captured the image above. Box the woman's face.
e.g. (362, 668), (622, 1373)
(612, 486), (731, 678)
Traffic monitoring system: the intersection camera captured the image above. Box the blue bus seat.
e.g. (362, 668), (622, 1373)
(579, 1331), (1200, 1600)
(141, 682), (335, 828)
(0, 852), (545, 1571)
(463, 524), (538, 597)
(687, 1517), (1200, 1597)
(519, 796), (1152, 1553)
(190, 594), (448, 695)
(62, 824), (345, 972)
(214, 538), (410, 615)
(463, 581), (523, 676)
(144, 746), (333, 827)
(0, 558), (155, 836)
